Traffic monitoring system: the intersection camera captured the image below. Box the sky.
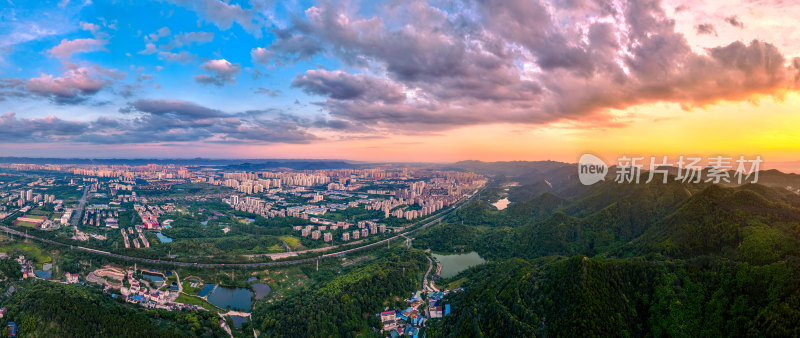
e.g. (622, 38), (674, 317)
(0, 0), (799, 165)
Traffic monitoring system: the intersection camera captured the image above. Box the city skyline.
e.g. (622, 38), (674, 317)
(1, 0), (799, 163)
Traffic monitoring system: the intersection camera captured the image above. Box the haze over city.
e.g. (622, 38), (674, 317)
(1, 0), (799, 163)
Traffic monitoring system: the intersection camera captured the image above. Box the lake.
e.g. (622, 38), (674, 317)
(252, 283), (272, 300)
(492, 198), (510, 210)
(142, 272), (164, 286)
(208, 286), (253, 312)
(33, 270), (51, 279)
(432, 252), (486, 278)
(230, 315), (249, 328)
(156, 232), (173, 243)
(197, 284), (215, 297)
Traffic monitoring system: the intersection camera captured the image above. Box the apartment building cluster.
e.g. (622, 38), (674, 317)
(133, 203), (174, 229)
(120, 227), (150, 248)
(296, 219), (388, 243)
(1, 163), (191, 182)
(220, 169), (485, 224)
(83, 208), (119, 227)
(7, 189), (56, 207)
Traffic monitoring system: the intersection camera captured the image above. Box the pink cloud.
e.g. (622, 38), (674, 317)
(47, 38), (106, 59)
(195, 59), (241, 86)
(80, 22), (100, 33)
(26, 67), (107, 99)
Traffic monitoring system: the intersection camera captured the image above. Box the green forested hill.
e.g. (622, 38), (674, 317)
(420, 180), (800, 337)
(0, 281), (223, 337)
(253, 249), (428, 337)
(620, 185), (800, 261)
(427, 256), (800, 337)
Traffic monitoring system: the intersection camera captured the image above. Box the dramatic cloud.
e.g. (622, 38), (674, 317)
(0, 112), (88, 141)
(24, 65), (121, 103)
(251, 47), (271, 64)
(695, 23), (717, 35)
(104, 99), (323, 144)
(270, 0), (799, 131)
(168, 0), (264, 36)
(128, 99), (225, 118)
(47, 38), (106, 59)
(0, 98), (329, 144)
(251, 29), (323, 65)
(3, 0), (799, 149)
(725, 15), (745, 28)
(292, 70), (405, 102)
(195, 59), (241, 86)
(0, 78), (27, 101)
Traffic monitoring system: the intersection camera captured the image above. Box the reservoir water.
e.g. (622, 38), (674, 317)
(492, 198), (510, 210)
(197, 284), (215, 297)
(252, 283), (272, 300)
(208, 286), (253, 312)
(142, 272), (164, 282)
(33, 270), (51, 279)
(156, 232), (173, 243)
(142, 272), (165, 287)
(231, 315), (249, 328)
(432, 252), (486, 278)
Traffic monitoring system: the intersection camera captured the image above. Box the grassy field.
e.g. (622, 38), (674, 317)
(447, 277), (468, 290)
(279, 236), (300, 249)
(175, 293), (223, 312)
(15, 221), (40, 227)
(0, 242), (52, 263)
(182, 281), (201, 295)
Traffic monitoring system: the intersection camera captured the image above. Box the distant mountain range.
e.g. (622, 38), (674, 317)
(0, 157), (364, 170)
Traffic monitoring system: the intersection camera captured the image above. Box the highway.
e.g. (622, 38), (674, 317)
(71, 185), (90, 227)
(0, 188), (482, 268)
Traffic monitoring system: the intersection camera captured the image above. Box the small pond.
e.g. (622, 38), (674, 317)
(252, 283), (272, 300)
(156, 233), (173, 243)
(208, 286), (253, 312)
(432, 252), (487, 278)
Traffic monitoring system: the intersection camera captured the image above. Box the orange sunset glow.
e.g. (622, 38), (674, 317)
(0, 0), (798, 168)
